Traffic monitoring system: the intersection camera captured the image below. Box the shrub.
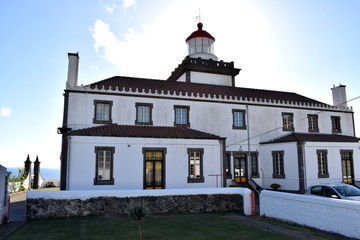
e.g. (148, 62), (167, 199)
(45, 182), (55, 188)
(125, 200), (151, 240)
(270, 183), (281, 190)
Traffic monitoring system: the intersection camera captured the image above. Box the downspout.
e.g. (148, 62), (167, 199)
(351, 112), (356, 137)
(246, 105), (251, 181)
(297, 141), (306, 193)
(220, 138), (227, 187)
(58, 91), (71, 190)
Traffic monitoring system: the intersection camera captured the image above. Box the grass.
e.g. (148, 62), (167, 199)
(8, 213), (294, 240)
(256, 216), (354, 240)
(36, 187), (60, 191)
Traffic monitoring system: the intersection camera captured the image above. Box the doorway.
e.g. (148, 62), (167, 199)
(234, 153), (247, 183)
(341, 151), (354, 184)
(144, 149), (165, 189)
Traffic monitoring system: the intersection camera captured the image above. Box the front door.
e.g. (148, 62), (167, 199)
(341, 151), (354, 184)
(144, 150), (165, 189)
(234, 153), (247, 183)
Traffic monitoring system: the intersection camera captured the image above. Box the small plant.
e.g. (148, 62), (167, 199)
(45, 182), (55, 188)
(125, 200), (151, 240)
(270, 183), (281, 190)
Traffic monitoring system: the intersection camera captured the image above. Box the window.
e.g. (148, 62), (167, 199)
(225, 152), (231, 178)
(331, 116), (341, 133)
(308, 114), (319, 132)
(317, 150), (329, 178)
(93, 100), (112, 124)
(250, 153), (259, 178)
(282, 113), (294, 131)
(94, 147), (115, 185)
(174, 105), (190, 127)
(187, 149), (204, 183)
(272, 151), (285, 178)
(232, 109), (246, 129)
(136, 103), (153, 125)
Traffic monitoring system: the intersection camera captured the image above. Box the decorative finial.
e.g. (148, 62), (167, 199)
(196, 8), (203, 23)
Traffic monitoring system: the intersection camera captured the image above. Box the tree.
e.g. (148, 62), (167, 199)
(125, 200), (151, 240)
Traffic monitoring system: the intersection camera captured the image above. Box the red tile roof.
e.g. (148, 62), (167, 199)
(185, 22), (215, 42)
(69, 124), (221, 139)
(89, 76), (326, 106)
(261, 133), (359, 144)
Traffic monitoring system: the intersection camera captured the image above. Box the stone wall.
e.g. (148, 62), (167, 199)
(27, 194), (243, 219)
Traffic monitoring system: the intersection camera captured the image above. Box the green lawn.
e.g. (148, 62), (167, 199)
(8, 213), (293, 240)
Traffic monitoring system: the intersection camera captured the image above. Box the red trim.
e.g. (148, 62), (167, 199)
(251, 191), (256, 216)
(186, 23), (215, 42)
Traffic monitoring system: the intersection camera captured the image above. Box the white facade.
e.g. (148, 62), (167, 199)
(0, 165), (9, 224)
(66, 136), (222, 190)
(60, 23), (359, 192)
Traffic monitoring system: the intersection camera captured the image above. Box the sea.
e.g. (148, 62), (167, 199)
(6, 167), (60, 179)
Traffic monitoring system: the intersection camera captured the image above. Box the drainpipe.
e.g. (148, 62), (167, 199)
(246, 105), (251, 181)
(297, 141), (306, 193)
(220, 138), (227, 187)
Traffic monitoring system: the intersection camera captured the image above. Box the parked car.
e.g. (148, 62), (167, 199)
(305, 184), (360, 201)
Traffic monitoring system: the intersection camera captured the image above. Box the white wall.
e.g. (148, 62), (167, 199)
(65, 87), (357, 191)
(259, 142), (300, 191)
(190, 72), (232, 86)
(0, 165), (9, 224)
(67, 136), (222, 190)
(260, 190), (360, 239)
(304, 142), (360, 188)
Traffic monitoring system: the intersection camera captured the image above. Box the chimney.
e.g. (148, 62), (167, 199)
(66, 52), (79, 89)
(331, 84), (347, 108)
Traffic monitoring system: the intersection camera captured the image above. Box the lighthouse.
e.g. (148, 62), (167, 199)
(185, 22), (217, 61)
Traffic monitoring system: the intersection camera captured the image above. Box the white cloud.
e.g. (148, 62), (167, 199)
(104, 4), (117, 13)
(122, 0), (136, 8)
(0, 108), (12, 117)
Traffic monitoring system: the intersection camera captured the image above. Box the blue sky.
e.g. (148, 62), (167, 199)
(1, 0), (359, 169)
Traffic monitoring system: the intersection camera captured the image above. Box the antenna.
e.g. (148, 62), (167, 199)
(196, 8), (203, 23)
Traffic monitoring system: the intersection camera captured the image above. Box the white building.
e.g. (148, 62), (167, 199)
(0, 165), (9, 224)
(59, 22), (359, 192)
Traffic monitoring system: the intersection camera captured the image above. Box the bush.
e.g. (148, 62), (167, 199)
(270, 183), (281, 190)
(125, 200), (151, 240)
(45, 182), (56, 188)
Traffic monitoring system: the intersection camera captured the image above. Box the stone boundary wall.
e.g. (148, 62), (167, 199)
(27, 188), (252, 219)
(260, 190), (360, 239)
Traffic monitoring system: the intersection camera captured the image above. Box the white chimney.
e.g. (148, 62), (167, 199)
(331, 84), (347, 107)
(66, 52), (79, 89)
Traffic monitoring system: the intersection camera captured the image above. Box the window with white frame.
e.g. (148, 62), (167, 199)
(187, 149), (204, 183)
(93, 100), (112, 124)
(272, 151), (285, 178)
(232, 109), (246, 129)
(317, 150), (329, 178)
(94, 147), (114, 185)
(174, 105), (190, 127)
(282, 113), (294, 131)
(135, 103), (153, 125)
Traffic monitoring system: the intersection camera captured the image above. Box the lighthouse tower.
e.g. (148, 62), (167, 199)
(186, 22), (218, 61)
(167, 22), (240, 87)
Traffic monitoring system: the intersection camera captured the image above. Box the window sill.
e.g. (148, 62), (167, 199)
(187, 176), (204, 183)
(94, 178), (114, 185)
(272, 174), (285, 179)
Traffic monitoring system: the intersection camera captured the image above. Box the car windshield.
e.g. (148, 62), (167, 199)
(333, 185), (360, 197)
